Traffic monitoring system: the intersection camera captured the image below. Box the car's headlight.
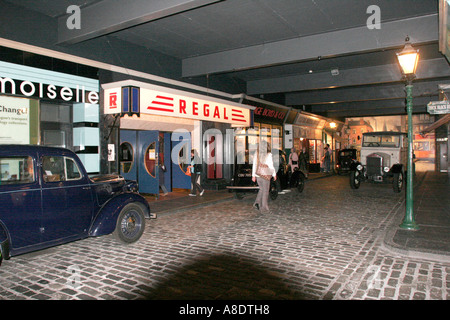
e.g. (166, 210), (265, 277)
(356, 164), (363, 171)
(383, 167), (390, 173)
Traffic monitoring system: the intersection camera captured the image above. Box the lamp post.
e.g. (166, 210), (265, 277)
(396, 36), (420, 231)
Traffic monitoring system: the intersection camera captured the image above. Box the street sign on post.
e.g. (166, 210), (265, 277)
(427, 101), (450, 114)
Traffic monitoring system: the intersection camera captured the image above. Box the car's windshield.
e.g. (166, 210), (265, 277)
(340, 150), (353, 157)
(362, 134), (401, 148)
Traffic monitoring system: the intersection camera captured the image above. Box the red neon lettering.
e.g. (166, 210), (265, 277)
(213, 106), (220, 118)
(204, 104), (209, 117)
(109, 92), (117, 108)
(192, 101), (198, 116)
(223, 107), (229, 120)
(179, 99), (187, 114)
(254, 107), (263, 115)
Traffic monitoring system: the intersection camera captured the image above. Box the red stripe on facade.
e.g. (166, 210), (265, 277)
(232, 118), (247, 122)
(152, 101), (174, 107)
(156, 95), (174, 101)
(146, 106), (174, 112)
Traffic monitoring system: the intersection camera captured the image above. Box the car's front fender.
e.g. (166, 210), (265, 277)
(390, 164), (404, 174)
(89, 193), (150, 237)
(350, 161), (361, 171)
(0, 222), (11, 264)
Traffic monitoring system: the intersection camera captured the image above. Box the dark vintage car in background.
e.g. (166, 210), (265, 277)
(0, 145), (153, 266)
(336, 148), (357, 175)
(227, 149), (306, 200)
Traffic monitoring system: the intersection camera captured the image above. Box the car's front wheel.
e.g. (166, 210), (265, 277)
(269, 180), (278, 200)
(393, 171), (403, 193)
(297, 174), (305, 193)
(234, 192), (245, 200)
(114, 203), (146, 244)
(350, 170), (361, 189)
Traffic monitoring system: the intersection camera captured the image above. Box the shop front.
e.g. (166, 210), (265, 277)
(233, 95), (288, 157)
(102, 80), (253, 195)
(289, 111), (326, 173)
(0, 59), (100, 173)
(285, 110), (344, 173)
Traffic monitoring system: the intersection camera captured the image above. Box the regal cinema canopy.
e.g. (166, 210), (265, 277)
(103, 80), (252, 126)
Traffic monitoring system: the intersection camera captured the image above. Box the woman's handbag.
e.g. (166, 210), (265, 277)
(256, 162), (273, 181)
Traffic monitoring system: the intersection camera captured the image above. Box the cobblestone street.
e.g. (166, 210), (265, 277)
(0, 175), (449, 301)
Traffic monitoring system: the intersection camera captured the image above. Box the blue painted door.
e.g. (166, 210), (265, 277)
(138, 130), (159, 194)
(119, 130), (137, 182)
(171, 131), (191, 189)
(160, 132), (172, 192)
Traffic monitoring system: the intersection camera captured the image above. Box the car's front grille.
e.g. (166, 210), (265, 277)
(367, 156), (382, 176)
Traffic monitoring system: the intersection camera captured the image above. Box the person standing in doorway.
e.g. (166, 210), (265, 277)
(252, 141), (277, 213)
(299, 147), (309, 178)
(322, 144), (331, 173)
(289, 148), (299, 172)
(189, 149), (204, 196)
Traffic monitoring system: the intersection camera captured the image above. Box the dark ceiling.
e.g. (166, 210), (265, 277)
(1, 0), (449, 121)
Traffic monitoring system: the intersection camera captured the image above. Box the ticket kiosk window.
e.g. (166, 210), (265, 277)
(119, 142), (134, 173)
(144, 142), (157, 177)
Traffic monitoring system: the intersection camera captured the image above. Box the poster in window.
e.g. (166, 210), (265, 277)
(0, 95), (31, 144)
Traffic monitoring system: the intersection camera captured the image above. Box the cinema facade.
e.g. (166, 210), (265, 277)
(1, 47), (338, 196)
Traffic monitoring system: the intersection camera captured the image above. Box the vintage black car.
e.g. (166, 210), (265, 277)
(0, 145), (153, 266)
(227, 149), (305, 200)
(336, 148), (357, 175)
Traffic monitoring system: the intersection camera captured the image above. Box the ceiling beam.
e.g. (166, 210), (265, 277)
(304, 95), (436, 118)
(314, 105), (428, 118)
(285, 80), (450, 105)
(248, 58), (450, 95)
(57, 0), (220, 45)
(182, 14), (438, 77)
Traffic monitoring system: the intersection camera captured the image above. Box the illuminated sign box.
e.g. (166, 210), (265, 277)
(104, 81), (252, 126)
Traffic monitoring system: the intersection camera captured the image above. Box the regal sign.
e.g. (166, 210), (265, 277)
(104, 83), (252, 126)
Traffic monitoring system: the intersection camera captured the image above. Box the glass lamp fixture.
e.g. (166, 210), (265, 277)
(396, 36), (419, 78)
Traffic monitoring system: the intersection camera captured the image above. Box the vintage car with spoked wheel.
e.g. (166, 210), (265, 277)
(227, 149), (306, 200)
(349, 132), (407, 193)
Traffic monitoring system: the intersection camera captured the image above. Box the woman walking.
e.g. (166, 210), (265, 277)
(252, 141), (277, 213)
(189, 149), (204, 196)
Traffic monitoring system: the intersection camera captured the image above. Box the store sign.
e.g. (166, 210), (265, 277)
(242, 98), (287, 125)
(253, 106), (286, 121)
(0, 77), (99, 104)
(104, 84), (251, 126)
(427, 101), (450, 114)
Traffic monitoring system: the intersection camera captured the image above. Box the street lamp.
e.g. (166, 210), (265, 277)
(396, 36), (419, 231)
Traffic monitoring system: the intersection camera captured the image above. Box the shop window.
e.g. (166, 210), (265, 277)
(43, 130), (66, 148)
(40, 102), (72, 150)
(119, 142), (134, 173)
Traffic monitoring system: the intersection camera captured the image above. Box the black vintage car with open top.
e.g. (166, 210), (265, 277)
(227, 149), (306, 200)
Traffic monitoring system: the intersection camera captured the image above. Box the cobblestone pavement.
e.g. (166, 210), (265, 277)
(0, 175), (449, 300)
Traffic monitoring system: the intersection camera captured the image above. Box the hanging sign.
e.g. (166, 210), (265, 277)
(427, 101), (450, 114)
